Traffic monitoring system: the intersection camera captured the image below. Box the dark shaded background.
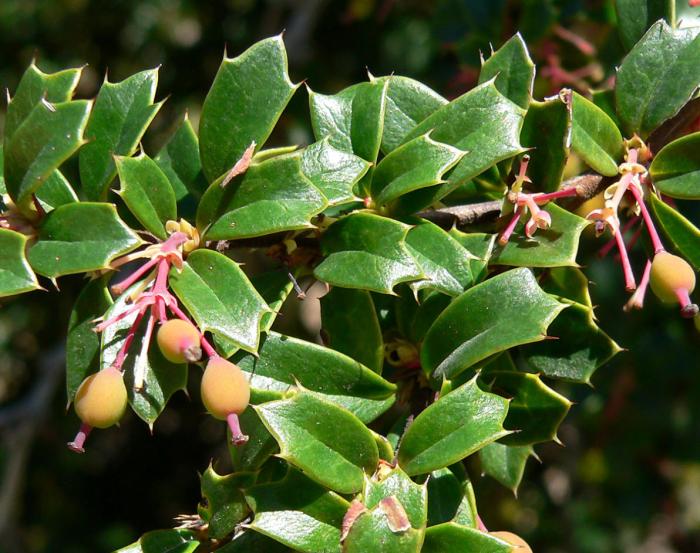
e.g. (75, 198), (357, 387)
(1, 1), (700, 552)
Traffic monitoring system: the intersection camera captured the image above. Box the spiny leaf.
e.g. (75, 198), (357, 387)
(422, 523), (512, 553)
(0, 229), (40, 297)
(480, 441), (533, 494)
(478, 33), (535, 109)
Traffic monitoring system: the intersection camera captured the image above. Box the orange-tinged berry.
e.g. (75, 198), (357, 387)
(201, 357), (250, 420)
(649, 252), (696, 304)
(489, 531), (532, 552)
(74, 366), (127, 429)
(157, 319), (202, 364)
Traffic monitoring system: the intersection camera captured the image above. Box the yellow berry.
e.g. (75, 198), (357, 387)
(74, 367), (127, 428)
(489, 531), (532, 552)
(649, 251), (696, 304)
(157, 319), (202, 364)
(200, 357), (250, 420)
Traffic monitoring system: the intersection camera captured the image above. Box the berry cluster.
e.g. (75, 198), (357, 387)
(67, 223), (250, 453)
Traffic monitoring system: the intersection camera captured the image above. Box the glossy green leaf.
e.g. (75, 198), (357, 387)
(198, 153), (327, 240)
(570, 91), (624, 177)
(491, 204), (589, 268)
(66, 277), (112, 401)
(592, 88), (622, 128)
(115, 153), (177, 239)
(540, 266), (593, 308)
(4, 99), (90, 209)
(116, 529), (199, 553)
(616, 21), (700, 136)
(255, 391), (379, 493)
(422, 268), (566, 380)
(154, 115), (207, 201)
(0, 229), (40, 297)
(301, 138), (369, 206)
(398, 377), (510, 476)
(198, 466), (250, 539)
(649, 193), (700, 270)
(100, 287), (187, 425)
(401, 81), (526, 190)
(427, 467), (478, 528)
(485, 371), (571, 445)
(343, 501), (423, 553)
(28, 202), (141, 278)
(650, 132), (700, 199)
(320, 287), (384, 373)
(406, 221), (474, 297)
(520, 98), (571, 192)
(236, 332), (395, 422)
(200, 36), (298, 182)
(251, 270), (294, 335)
(480, 442), (533, 494)
(246, 468), (348, 553)
(315, 212), (423, 294)
(478, 33), (535, 109)
(448, 231), (496, 284)
(80, 69), (162, 200)
(168, 249), (269, 354)
(408, 291), (451, 343)
(422, 523), (512, 553)
(4, 63), (81, 140)
(521, 301), (621, 383)
(35, 170), (79, 212)
(364, 466), (427, 529)
(216, 530), (293, 552)
(309, 80), (388, 165)
(379, 76), (447, 154)
(615, 0), (676, 51)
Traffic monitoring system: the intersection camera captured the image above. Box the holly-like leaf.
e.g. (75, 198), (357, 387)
(216, 530), (293, 552)
(570, 91), (624, 177)
(116, 530), (199, 553)
(422, 523), (512, 553)
(540, 266), (593, 308)
(301, 138), (369, 206)
(615, 0), (676, 52)
(520, 98), (571, 192)
(66, 277), (112, 402)
(35, 170), (79, 212)
(229, 408), (278, 472)
(199, 36), (298, 182)
(315, 212), (423, 294)
(28, 202), (141, 278)
(401, 81), (526, 191)
(100, 288), (187, 425)
(406, 221), (474, 297)
(448, 231), (496, 284)
(343, 499), (423, 553)
(251, 270), (294, 335)
(480, 442), (533, 494)
(648, 193), (700, 270)
(364, 466), (427, 529)
(115, 153), (177, 239)
(155, 115), (208, 201)
(485, 371), (571, 445)
(168, 249), (269, 354)
(397, 377), (510, 476)
(320, 287), (384, 373)
(4, 99), (91, 209)
(650, 132), (700, 199)
(427, 466), (478, 528)
(380, 76), (447, 154)
(371, 133), (464, 207)
(421, 268), (566, 380)
(80, 69), (162, 200)
(245, 468), (348, 553)
(4, 63), (82, 140)
(478, 33), (534, 109)
(198, 466), (251, 539)
(491, 204), (589, 268)
(0, 229), (40, 297)
(236, 332), (395, 422)
(616, 21), (700, 137)
(309, 80), (388, 165)
(520, 301), (621, 383)
(197, 153), (327, 240)
(255, 391), (379, 494)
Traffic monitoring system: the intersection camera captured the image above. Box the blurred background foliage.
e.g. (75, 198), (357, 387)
(1, 0), (700, 552)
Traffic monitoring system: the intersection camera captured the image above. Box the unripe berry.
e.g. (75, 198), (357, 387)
(74, 367), (127, 428)
(157, 319), (202, 364)
(200, 357), (250, 420)
(649, 252), (696, 303)
(489, 531), (532, 552)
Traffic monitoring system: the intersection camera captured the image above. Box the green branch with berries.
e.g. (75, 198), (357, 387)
(2, 4), (700, 551)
